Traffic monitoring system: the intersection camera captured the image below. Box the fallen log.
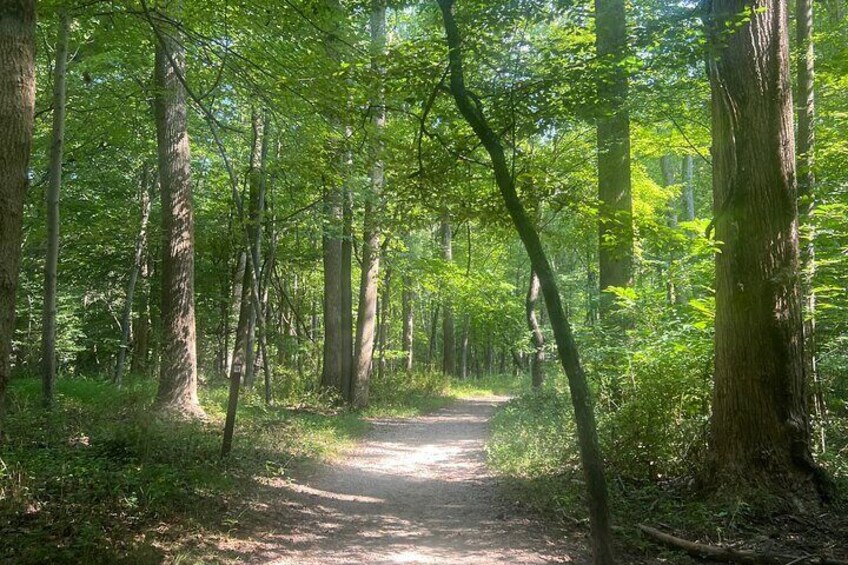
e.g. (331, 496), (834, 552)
(638, 524), (848, 565)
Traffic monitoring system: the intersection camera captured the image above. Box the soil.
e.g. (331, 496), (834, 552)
(222, 396), (587, 564)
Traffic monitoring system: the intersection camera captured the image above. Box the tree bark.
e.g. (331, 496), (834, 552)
(707, 0), (816, 488)
(0, 0), (36, 431)
(41, 11), (70, 408)
(131, 251), (152, 375)
(595, 0), (633, 323)
(441, 213), (456, 376)
(351, 0), (386, 408)
(437, 2), (614, 561)
(796, 0), (825, 453)
(681, 155), (695, 222)
(428, 301), (439, 369)
(402, 275), (414, 372)
(153, 8), (203, 417)
(116, 166), (153, 387)
(341, 183), (353, 398)
(242, 111), (266, 391)
(226, 250), (246, 373)
(527, 270), (545, 389)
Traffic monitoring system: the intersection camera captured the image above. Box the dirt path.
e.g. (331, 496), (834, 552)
(237, 396), (586, 564)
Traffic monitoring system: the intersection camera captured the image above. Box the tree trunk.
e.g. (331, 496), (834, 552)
(152, 10), (203, 417)
(441, 213), (456, 376)
(707, 0), (817, 489)
(226, 250), (246, 373)
(41, 11), (70, 408)
(321, 179), (344, 393)
(352, 0), (386, 408)
(428, 302), (439, 369)
(341, 183), (353, 399)
(661, 155), (678, 304)
(595, 0), (633, 324)
(681, 155), (695, 222)
(131, 252), (152, 375)
(0, 0), (36, 431)
(437, 3), (615, 561)
(242, 111), (266, 391)
(116, 166), (153, 387)
(402, 276), (414, 372)
(527, 270), (545, 389)
(796, 0), (825, 453)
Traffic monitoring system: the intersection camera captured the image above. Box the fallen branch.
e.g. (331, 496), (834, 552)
(638, 525), (848, 565)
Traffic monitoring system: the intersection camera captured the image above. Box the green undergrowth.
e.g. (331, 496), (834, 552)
(0, 369), (484, 564)
(486, 382), (848, 562)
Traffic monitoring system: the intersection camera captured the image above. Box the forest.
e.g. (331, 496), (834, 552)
(1, 0), (847, 563)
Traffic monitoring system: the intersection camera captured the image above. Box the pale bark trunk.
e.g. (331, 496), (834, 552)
(441, 213), (455, 376)
(116, 167), (153, 386)
(41, 11), (70, 408)
(707, 0), (817, 489)
(796, 0), (825, 453)
(153, 9), (203, 417)
(438, 3), (614, 560)
(428, 302), (439, 369)
(402, 276), (414, 372)
(595, 0), (633, 324)
(352, 0), (386, 408)
(341, 184), (353, 399)
(527, 270), (545, 389)
(681, 155), (695, 222)
(0, 0), (36, 431)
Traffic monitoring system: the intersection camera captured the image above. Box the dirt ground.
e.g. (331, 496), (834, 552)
(219, 396), (587, 564)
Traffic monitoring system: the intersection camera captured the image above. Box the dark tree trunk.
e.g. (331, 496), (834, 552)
(595, 0), (633, 323)
(527, 270), (545, 389)
(441, 213), (456, 376)
(707, 0), (817, 489)
(661, 155), (678, 304)
(41, 11), (69, 407)
(437, 2), (615, 561)
(402, 275), (414, 372)
(0, 0), (36, 431)
(116, 167), (153, 386)
(225, 250), (246, 373)
(153, 10), (203, 417)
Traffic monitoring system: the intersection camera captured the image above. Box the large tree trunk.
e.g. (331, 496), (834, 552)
(0, 0), (36, 431)
(437, 2), (614, 561)
(441, 213), (456, 376)
(153, 10), (203, 417)
(428, 301), (439, 369)
(796, 0), (825, 453)
(402, 275), (414, 372)
(116, 166), (153, 386)
(527, 270), (545, 389)
(321, 181), (344, 392)
(595, 0), (633, 323)
(41, 11), (69, 408)
(351, 0), (386, 408)
(707, 0), (817, 489)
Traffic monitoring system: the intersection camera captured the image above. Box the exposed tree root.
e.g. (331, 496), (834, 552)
(638, 524), (848, 565)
